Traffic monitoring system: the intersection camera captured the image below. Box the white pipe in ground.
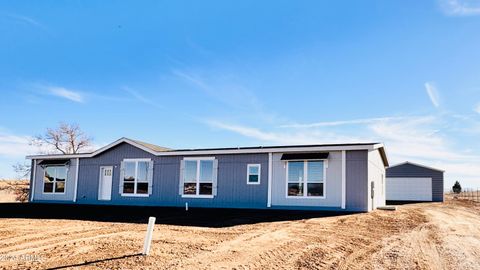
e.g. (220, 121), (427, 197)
(142, 216), (156, 255)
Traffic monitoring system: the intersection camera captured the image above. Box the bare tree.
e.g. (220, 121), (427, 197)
(13, 162), (31, 179)
(32, 122), (92, 154)
(12, 122), (93, 179)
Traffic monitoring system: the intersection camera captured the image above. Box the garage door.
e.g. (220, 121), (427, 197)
(386, 177), (432, 201)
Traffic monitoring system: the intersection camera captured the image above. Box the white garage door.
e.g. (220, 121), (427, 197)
(386, 177), (432, 201)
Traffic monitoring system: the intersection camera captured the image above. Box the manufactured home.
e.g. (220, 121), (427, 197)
(27, 138), (389, 212)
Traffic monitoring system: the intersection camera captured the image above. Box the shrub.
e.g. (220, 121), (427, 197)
(452, 181), (462, 194)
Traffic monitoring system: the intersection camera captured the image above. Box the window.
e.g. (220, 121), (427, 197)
(43, 166), (67, 194)
(287, 160), (325, 197)
(247, 164), (261, 184)
(182, 158), (215, 197)
(122, 159), (151, 196)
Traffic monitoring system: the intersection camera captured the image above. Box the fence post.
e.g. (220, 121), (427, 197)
(143, 217), (156, 256)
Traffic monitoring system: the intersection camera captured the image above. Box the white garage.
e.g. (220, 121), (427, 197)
(386, 177), (432, 201)
(386, 162), (444, 202)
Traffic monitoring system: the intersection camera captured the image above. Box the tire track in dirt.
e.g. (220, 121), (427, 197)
(0, 226), (112, 248)
(2, 199), (480, 269)
(295, 209), (428, 270)
(169, 222), (298, 270)
(371, 201), (480, 270)
(0, 228), (139, 255)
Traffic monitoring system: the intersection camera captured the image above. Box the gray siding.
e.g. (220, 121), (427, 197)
(73, 143), (269, 209)
(31, 142), (378, 212)
(345, 150), (369, 211)
(271, 151), (343, 209)
(386, 163), (444, 202)
(32, 158), (77, 202)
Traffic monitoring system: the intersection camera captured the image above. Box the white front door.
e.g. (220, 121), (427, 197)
(99, 166), (113, 200)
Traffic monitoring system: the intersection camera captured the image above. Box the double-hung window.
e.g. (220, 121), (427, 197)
(43, 166), (67, 194)
(122, 159), (151, 196)
(182, 158), (215, 197)
(287, 160), (325, 197)
(247, 164), (261, 184)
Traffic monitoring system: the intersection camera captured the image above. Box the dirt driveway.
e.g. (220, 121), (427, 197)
(1, 199), (479, 270)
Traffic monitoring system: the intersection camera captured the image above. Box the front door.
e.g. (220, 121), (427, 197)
(99, 166), (113, 200)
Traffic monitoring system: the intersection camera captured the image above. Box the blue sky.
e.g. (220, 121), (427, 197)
(1, 1), (480, 189)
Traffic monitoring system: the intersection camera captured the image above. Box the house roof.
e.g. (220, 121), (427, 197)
(172, 142), (381, 152)
(387, 161), (444, 172)
(129, 139), (171, 152)
(26, 137), (389, 167)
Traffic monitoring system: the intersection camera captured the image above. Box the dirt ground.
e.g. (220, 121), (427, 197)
(1, 198), (480, 270)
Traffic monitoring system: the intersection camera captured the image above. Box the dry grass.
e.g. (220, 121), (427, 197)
(0, 180), (29, 203)
(1, 198), (479, 269)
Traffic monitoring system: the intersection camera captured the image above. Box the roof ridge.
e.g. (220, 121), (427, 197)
(128, 138), (172, 152)
(388, 161), (444, 172)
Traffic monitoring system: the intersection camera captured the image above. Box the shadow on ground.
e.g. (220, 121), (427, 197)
(386, 200), (434, 205)
(45, 254), (143, 270)
(0, 203), (354, 227)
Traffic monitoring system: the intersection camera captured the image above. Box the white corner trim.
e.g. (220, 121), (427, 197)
(30, 159), (37, 202)
(73, 158), (79, 202)
(267, 153), (272, 207)
(341, 150), (346, 209)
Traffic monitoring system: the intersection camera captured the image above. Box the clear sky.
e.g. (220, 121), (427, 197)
(1, 1), (480, 189)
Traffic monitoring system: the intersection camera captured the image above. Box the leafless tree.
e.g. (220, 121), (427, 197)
(12, 163), (31, 179)
(12, 122), (93, 179)
(32, 122), (92, 154)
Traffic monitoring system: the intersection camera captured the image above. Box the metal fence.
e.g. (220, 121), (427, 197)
(451, 189), (480, 202)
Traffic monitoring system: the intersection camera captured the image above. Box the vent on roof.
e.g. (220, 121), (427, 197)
(280, 153), (329, 160)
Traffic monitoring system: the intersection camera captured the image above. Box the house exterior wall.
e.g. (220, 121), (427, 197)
(31, 142), (380, 211)
(72, 143), (269, 208)
(270, 151), (343, 210)
(32, 158), (77, 202)
(368, 150), (386, 209)
(386, 163), (444, 202)
(345, 150), (369, 211)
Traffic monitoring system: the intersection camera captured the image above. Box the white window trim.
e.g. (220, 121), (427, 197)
(121, 193), (150, 197)
(183, 156), (216, 161)
(123, 158), (152, 162)
(285, 160), (327, 199)
(42, 166), (68, 195)
(181, 158), (215, 198)
(181, 194), (215, 199)
(121, 158), (151, 197)
(247, 164), (261, 185)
